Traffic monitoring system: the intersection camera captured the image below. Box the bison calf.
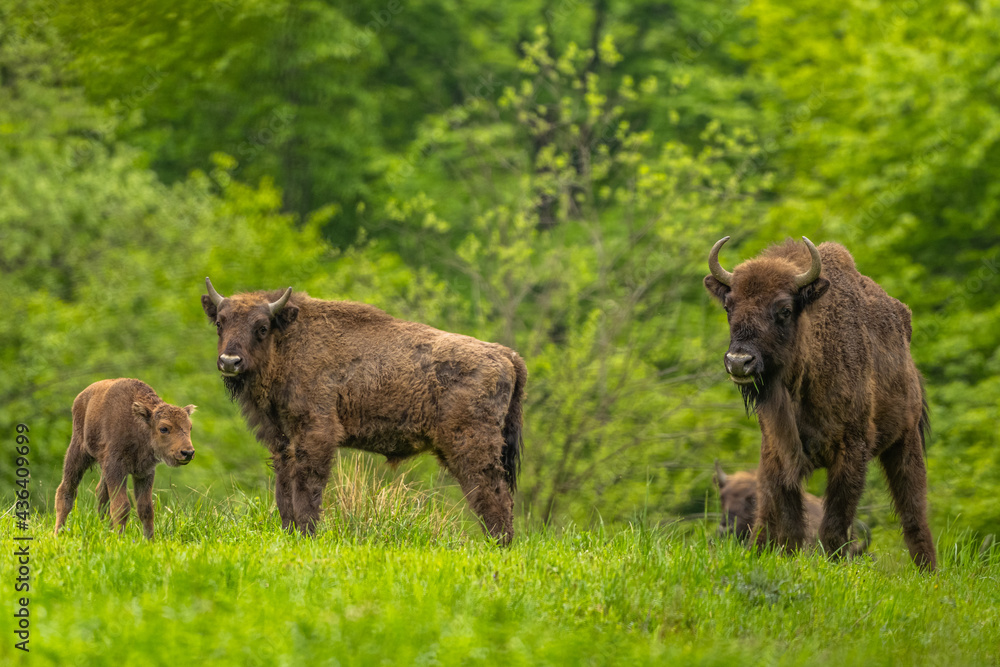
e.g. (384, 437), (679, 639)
(713, 460), (870, 554)
(54, 379), (196, 540)
(202, 278), (526, 545)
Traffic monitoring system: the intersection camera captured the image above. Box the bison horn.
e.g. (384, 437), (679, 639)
(708, 236), (733, 286)
(793, 236), (822, 288)
(714, 459), (727, 487)
(205, 277), (226, 307)
(268, 287), (293, 316)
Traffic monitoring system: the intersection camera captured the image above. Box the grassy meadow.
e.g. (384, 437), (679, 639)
(3, 456), (998, 666)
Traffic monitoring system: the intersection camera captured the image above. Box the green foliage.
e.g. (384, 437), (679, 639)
(381, 32), (768, 523)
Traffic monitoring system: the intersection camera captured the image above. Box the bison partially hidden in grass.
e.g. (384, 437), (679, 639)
(705, 237), (934, 569)
(713, 461), (871, 555)
(201, 278), (527, 545)
(54, 379), (196, 539)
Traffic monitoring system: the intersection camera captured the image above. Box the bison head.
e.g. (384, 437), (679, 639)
(201, 277), (298, 394)
(703, 236), (830, 409)
(133, 402), (196, 466)
(713, 460), (756, 541)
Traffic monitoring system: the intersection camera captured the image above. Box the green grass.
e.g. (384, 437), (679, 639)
(3, 460), (999, 666)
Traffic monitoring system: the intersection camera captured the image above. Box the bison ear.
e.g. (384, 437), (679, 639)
(704, 275), (730, 304)
(798, 277), (830, 306)
(201, 295), (218, 320)
(184, 404), (197, 416)
(275, 304), (299, 329)
(132, 402), (153, 424)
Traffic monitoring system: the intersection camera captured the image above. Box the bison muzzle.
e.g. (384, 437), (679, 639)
(202, 277), (527, 545)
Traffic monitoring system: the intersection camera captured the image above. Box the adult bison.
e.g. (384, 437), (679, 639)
(704, 237), (935, 569)
(201, 278), (526, 545)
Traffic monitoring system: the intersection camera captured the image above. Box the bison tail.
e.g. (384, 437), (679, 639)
(919, 382), (930, 453)
(502, 352), (527, 494)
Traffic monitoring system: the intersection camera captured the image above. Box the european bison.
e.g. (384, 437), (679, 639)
(201, 278), (527, 545)
(704, 237), (935, 569)
(713, 460), (870, 553)
(54, 378), (196, 539)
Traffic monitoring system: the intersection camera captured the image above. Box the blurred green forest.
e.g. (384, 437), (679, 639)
(1, 0), (998, 536)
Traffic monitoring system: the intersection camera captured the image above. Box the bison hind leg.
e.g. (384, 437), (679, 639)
(440, 429), (514, 546)
(54, 433), (95, 536)
(879, 430), (937, 570)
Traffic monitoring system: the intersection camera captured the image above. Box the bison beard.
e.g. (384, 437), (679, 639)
(737, 376), (766, 417)
(202, 278), (526, 545)
(223, 375), (245, 403)
(705, 237), (936, 570)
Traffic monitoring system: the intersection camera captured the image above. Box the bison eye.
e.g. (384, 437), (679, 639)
(159, 426), (169, 434)
(257, 325), (269, 338)
(776, 306), (793, 321)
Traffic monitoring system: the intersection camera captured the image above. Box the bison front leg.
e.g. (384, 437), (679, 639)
(290, 424), (338, 536)
(754, 446), (806, 552)
(443, 429), (514, 546)
(270, 445), (296, 532)
(133, 473), (156, 540)
(820, 448), (867, 560)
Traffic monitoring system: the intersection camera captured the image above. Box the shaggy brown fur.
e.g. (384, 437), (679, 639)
(54, 379), (196, 539)
(201, 280), (527, 545)
(705, 239), (935, 569)
(713, 461), (871, 553)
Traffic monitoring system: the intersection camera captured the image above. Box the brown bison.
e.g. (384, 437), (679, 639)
(704, 237), (935, 569)
(54, 378), (196, 539)
(201, 278), (527, 545)
(713, 460), (871, 553)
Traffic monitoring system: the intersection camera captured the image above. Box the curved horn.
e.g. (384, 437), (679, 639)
(708, 236), (733, 286)
(714, 459), (727, 487)
(268, 287), (292, 316)
(205, 277), (226, 307)
(793, 236), (822, 288)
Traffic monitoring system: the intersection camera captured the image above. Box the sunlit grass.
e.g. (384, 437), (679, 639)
(2, 464), (998, 666)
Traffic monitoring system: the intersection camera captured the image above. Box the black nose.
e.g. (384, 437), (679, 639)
(180, 450), (194, 461)
(725, 352), (755, 376)
(218, 354), (242, 374)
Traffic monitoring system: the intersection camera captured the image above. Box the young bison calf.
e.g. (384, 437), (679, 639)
(713, 460), (870, 555)
(54, 379), (196, 540)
